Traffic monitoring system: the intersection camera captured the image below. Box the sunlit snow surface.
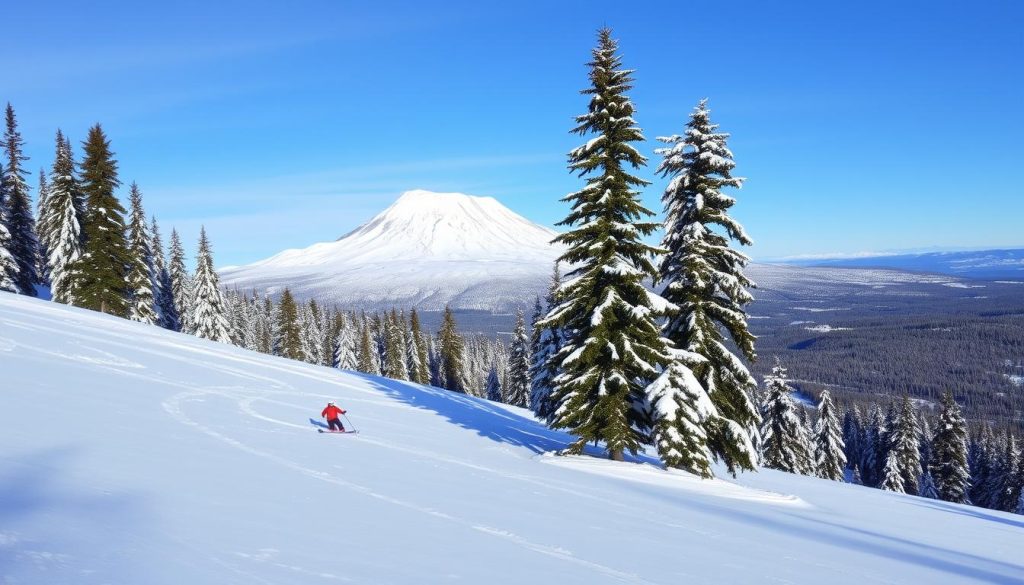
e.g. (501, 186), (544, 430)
(2, 294), (1023, 584)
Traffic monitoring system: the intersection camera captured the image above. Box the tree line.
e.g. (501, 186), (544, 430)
(757, 361), (1024, 514)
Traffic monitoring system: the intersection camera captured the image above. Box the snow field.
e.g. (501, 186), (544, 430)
(2, 294), (1023, 584)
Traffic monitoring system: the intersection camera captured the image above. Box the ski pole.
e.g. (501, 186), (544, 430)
(343, 413), (358, 433)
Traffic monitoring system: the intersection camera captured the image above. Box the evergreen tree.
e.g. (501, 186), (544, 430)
(189, 228), (231, 342)
(357, 318), (379, 375)
(530, 265), (562, 421)
(300, 300), (324, 365)
(656, 98), (759, 474)
(409, 309), (430, 384)
(275, 289), (304, 360)
(437, 306), (467, 392)
(504, 309), (531, 407)
(383, 311), (408, 380)
(2, 103), (39, 295)
(889, 396), (922, 495)
(880, 449), (907, 493)
(991, 431), (1021, 512)
(74, 124), (129, 315)
(919, 468), (940, 499)
(125, 183), (158, 324)
(814, 389), (847, 481)
(35, 169), (51, 283)
(169, 229), (191, 331)
(759, 361), (811, 474)
(334, 321), (358, 371)
(486, 364), (503, 403)
(930, 390), (971, 504)
(542, 28), (669, 462)
(44, 132), (82, 304)
(0, 213), (16, 292)
(150, 217), (179, 330)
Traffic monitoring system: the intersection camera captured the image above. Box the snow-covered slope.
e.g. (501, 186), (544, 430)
(3, 294), (1023, 584)
(219, 190), (563, 311)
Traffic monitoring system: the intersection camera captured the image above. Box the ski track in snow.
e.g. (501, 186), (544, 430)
(162, 387), (658, 585)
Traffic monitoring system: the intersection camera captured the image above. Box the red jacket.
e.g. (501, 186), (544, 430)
(322, 404), (346, 420)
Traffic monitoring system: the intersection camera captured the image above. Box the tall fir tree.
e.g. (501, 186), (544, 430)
(655, 98), (759, 474)
(75, 124), (129, 315)
(542, 28), (670, 461)
(814, 389), (847, 481)
(880, 449), (907, 493)
(409, 308), (430, 384)
(889, 396), (922, 495)
(189, 228), (231, 343)
(333, 321), (358, 371)
(35, 169), (51, 283)
(125, 183), (158, 324)
(0, 158), (19, 293)
(383, 311), (408, 380)
(437, 306), (467, 392)
(169, 229), (191, 331)
(357, 317), (379, 375)
(275, 288), (304, 360)
(504, 309), (531, 407)
(150, 217), (179, 330)
(44, 132), (82, 304)
(930, 390), (971, 504)
(2, 103), (39, 295)
(759, 361), (811, 474)
(530, 265), (562, 422)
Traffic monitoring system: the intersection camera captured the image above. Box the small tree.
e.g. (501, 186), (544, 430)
(437, 306), (467, 392)
(504, 309), (531, 407)
(759, 360), (811, 474)
(125, 183), (158, 324)
(930, 390), (971, 504)
(814, 389), (847, 481)
(189, 228), (231, 343)
(486, 364), (503, 402)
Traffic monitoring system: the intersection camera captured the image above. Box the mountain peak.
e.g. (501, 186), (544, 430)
(220, 190), (562, 311)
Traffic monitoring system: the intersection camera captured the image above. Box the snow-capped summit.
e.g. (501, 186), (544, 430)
(219, 190), (563, 311)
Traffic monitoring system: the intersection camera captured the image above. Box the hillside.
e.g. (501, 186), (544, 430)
(2, 294), (1023, 584)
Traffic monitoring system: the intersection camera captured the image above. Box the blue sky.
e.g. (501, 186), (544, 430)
(6, 0), (1023, 266)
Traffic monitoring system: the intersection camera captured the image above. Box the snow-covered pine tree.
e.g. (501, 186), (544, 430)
(75, 124), (130, 315)
(759, 360), (812, 474)
(889, 396), (922, 495)
(542, 28), (670, 461)
(300, 300), (324, 365)
(275, 288), (305, 361)
(409, 309), (430, 384)
(44, 132), (82, 304)
(437, 306), (467, 393)
(991, 431), (1021, 512)
(842, 406), (863, 476)
(930, 390), (971, 504)
(0, 215), (16, 293)
(2, 103), (39, 295)
(655, 98), (759, 474)
(150, 217), (179, 330)
(862, 404), (887, 487)
(125, 183), (158, 325)
(35, 169), (51, 284)
(168, 229), (192, 331)
(918, 415), (934, 495)
(880, 449), (906, 493)
(530, 264), (563, 422)
(503, 309), (531, 407)
(189, 227), (231, 343)
(383, 311), (408, 380)
(486, 363), (503, 402)
(814, 389), (846, 481)
(334, 320), (358, 371)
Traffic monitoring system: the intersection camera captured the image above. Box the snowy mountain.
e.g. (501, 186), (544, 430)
(3, 293), (1024, 584)
(219, 190), (563, 311)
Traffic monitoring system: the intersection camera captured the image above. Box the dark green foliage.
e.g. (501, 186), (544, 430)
(74, 124), (129, 316)
(504, 309), (530, 407)
(2, 103), (39, 295)
(656, 99), (758, 473)
(541, 28), (671, 462)
(438, 306), (467, 393)
(930, 390), (971, 503)
(275, 288), (304, 361)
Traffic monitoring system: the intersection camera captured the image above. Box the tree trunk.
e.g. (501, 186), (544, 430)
(610, 447), (624, 462)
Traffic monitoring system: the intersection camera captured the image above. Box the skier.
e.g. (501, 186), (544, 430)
(321, 402), (348, 432)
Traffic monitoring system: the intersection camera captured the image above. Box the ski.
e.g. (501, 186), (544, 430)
(318, 429), (359, 434)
